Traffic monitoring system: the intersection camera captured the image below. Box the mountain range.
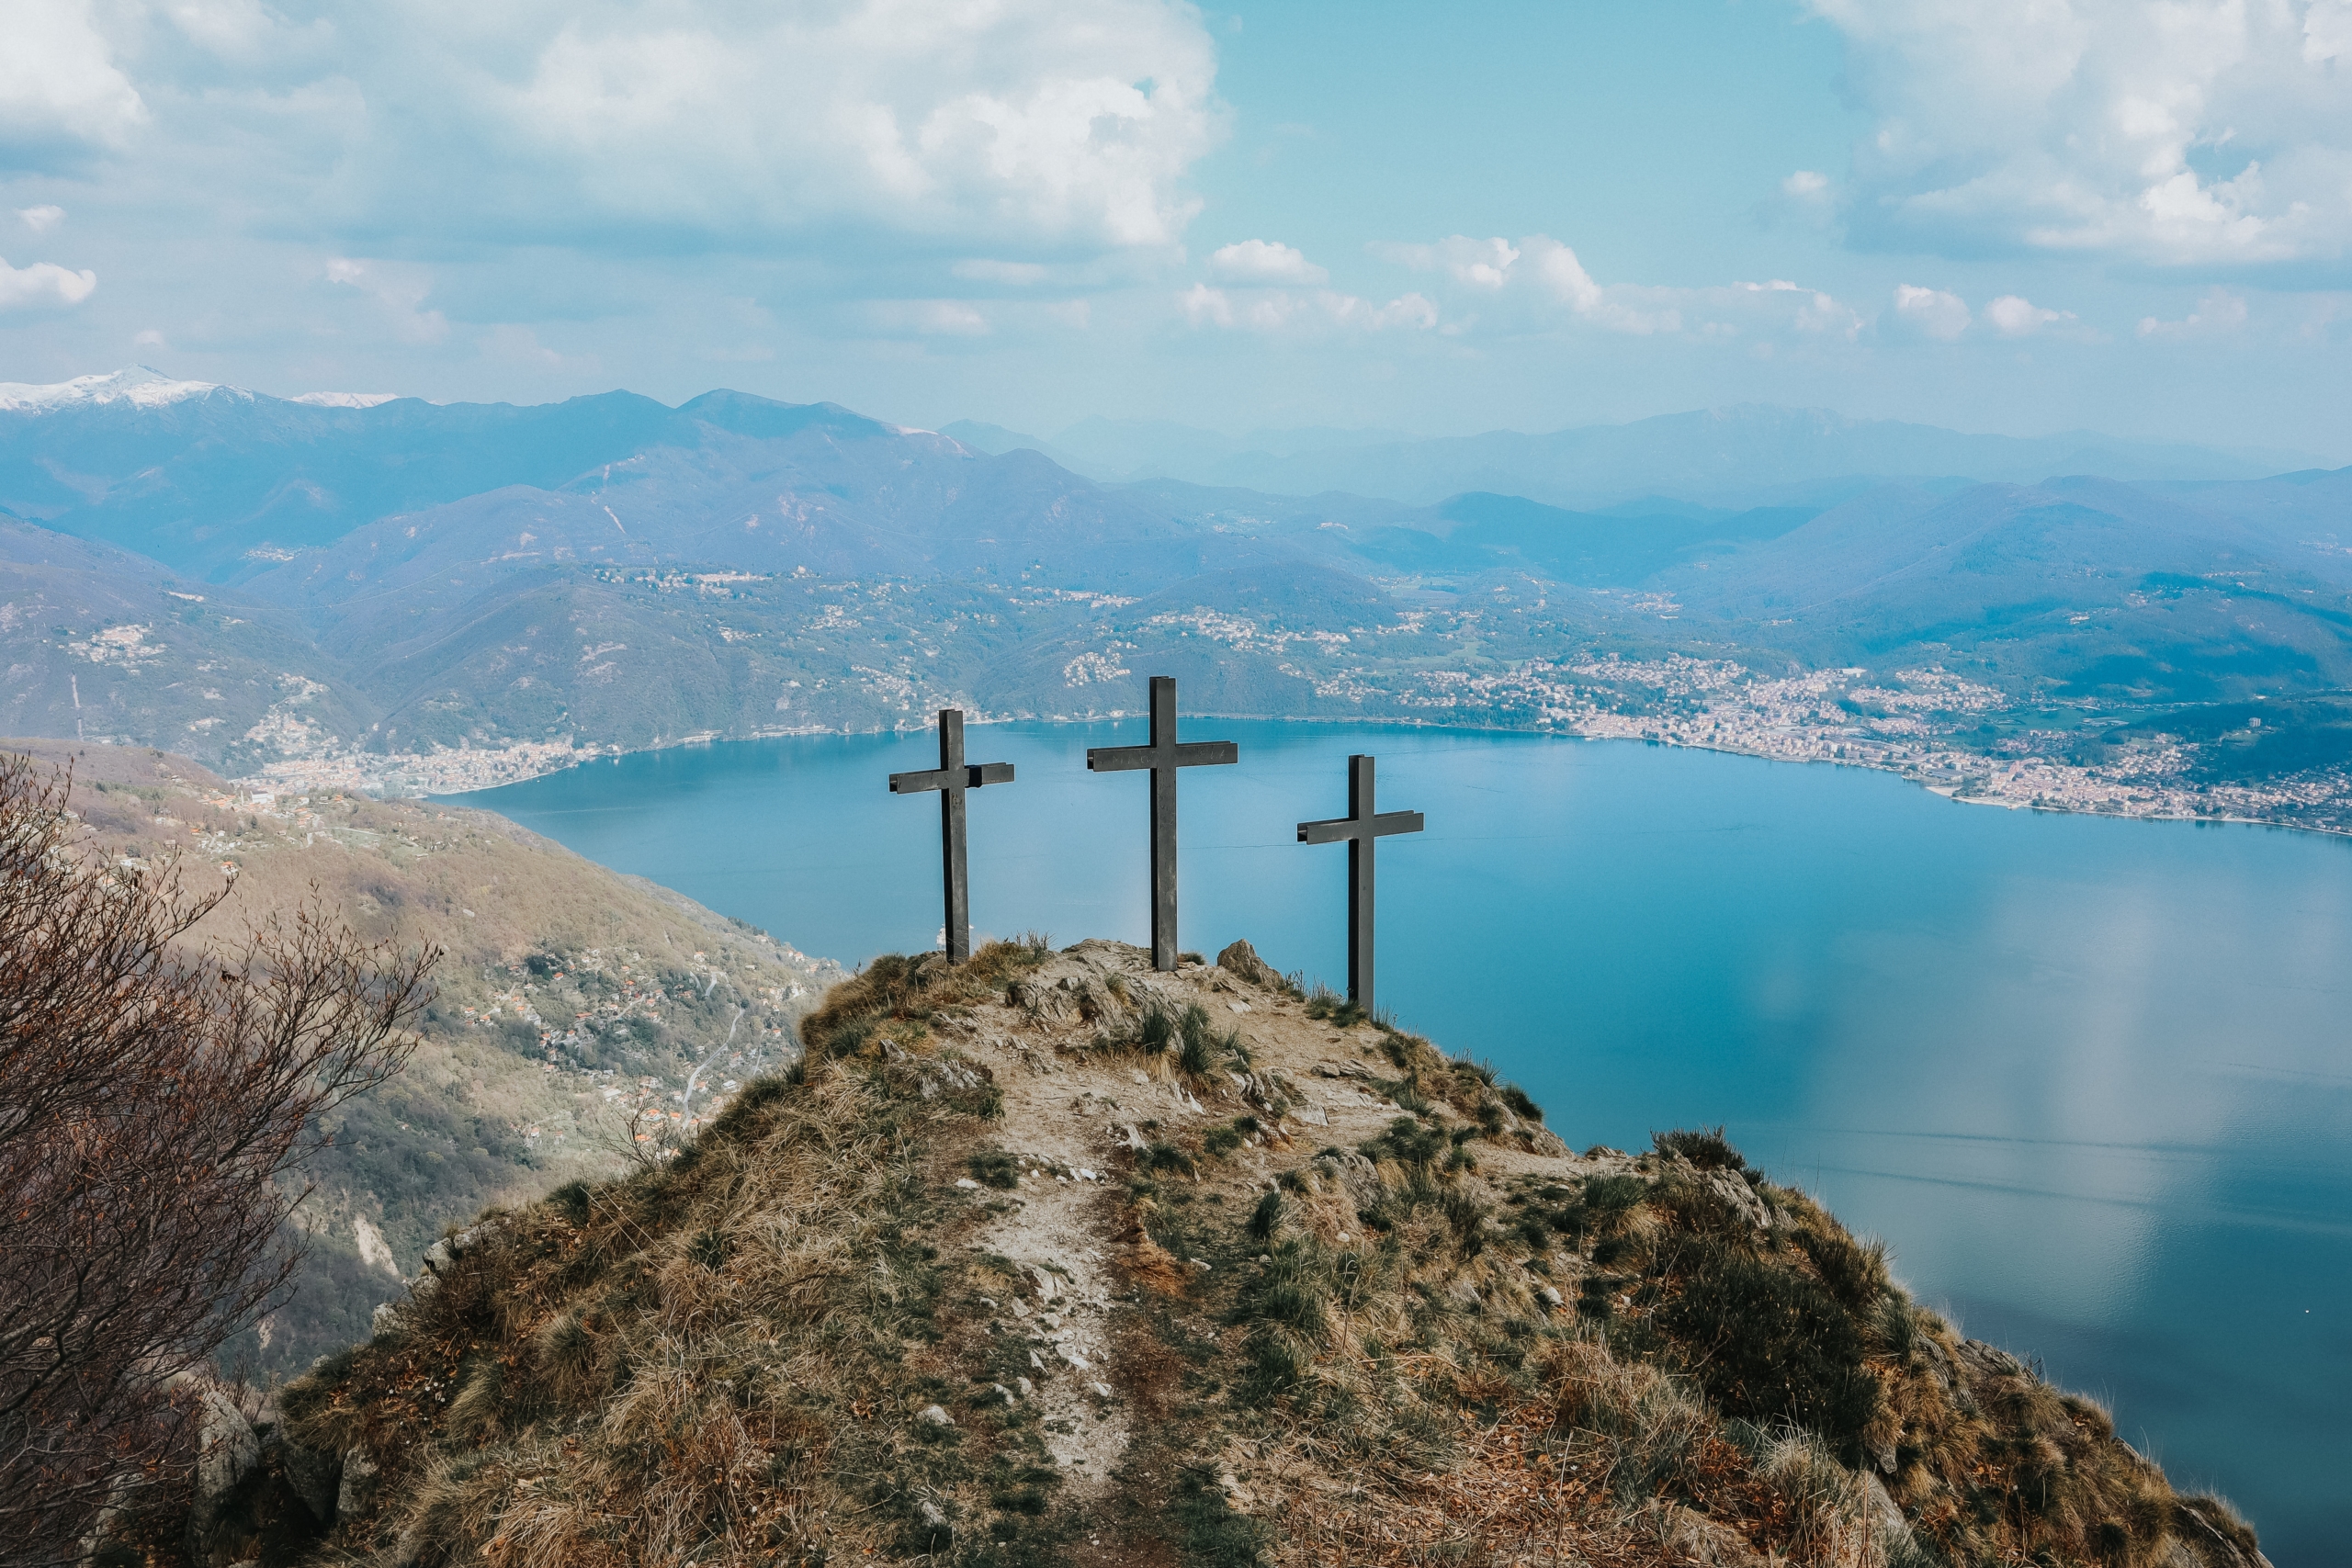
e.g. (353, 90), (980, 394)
(944, 405), (2324, 506)
(4, 367), (2350, 812)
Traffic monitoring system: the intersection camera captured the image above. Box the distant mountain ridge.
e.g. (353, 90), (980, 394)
(946, 404), (2319, 505)
(5, 366), (2351, 828)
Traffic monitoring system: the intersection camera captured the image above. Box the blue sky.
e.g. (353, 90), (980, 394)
(2, 0), (2348, 457)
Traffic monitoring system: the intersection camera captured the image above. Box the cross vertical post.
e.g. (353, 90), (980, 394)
(1296, 753), (1424, 1010)
(888, 708), (1013, 962)
(1086, 675), (1238, 972)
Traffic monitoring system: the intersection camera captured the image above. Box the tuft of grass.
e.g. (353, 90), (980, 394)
(1654, 1235), (1882, 1462)
(967, 1149), (1020, 1190)
(1140, 1141), (1198, 1178)
(1170, 1464), (1274, 1566)
(548, 1179), (592, 1227)
(1172, 1001), (1244, 1078)
(1654, 1124), (1747, 1171)
(1795, 1224), (1892, 1314)
(1303, 985), (1369, 1029)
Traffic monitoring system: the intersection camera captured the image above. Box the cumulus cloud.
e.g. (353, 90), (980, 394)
(22, 0), (1221, 254)
(0, 256), (97, 310)
(1178, 280), (1434, 334)
(461, 0), (1218, 249)
(1809, 0), (2352, 265)
(323, 255), (448, 344)
(1374, 233), (1861, 342)
(1893, 284), (1971, 340)
(1370, 235), (1521, 288)
(0, 0), (147, 155)
(1984, 294), (2076, 336)
(16, 205), (63, 232)
(1206, 239), (1327, 284)
(2137, 288), (2250, 338)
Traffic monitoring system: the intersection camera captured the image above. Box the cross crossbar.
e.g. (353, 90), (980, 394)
(887, 708), (1012, 962)
(1086, 674), (1238, 972)
(1295, 753), (1422, 1010)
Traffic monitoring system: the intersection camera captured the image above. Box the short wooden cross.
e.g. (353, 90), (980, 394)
(1086, 675), (1238, 972)
(1296, 753), (1423, 1011)
(888, 708), (1013, 962)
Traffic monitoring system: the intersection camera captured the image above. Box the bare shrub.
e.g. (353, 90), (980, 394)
(0, 754), (435, 1564)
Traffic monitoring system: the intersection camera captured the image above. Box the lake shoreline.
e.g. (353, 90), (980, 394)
(230, 706), (2352, 844)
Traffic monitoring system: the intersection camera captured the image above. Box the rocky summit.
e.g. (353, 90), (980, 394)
(164, 938), (2269, 1568)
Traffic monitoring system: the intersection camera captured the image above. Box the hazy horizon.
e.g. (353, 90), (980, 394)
(4, 3), (2350, 457)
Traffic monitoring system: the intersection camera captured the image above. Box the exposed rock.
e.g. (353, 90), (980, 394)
(188, 1388), (259, 1557)
(1216, 939), (1284, 991)
(279, 1439), (341, 1526)
(917, 1404), (954, 1427)
(334, 1448), (379, 1521)
(1709, 1168), (1771, 1229)
(1007, 977), (1077, 1023)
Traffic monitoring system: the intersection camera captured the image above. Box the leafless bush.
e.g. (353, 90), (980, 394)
(0, 753), (437, 1565)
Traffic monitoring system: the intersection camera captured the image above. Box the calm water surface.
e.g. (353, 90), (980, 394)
(449, 721), (2352, 1563)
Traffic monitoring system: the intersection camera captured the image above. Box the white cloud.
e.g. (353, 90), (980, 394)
(1371, 235), (1521, 288)
(16, 205), (64, 232)
(1177, 280), (1435, 335)
(323, 255), (448, 344)
(16, 0), (1220, 257)
(1206, 239), (1327, 285)
(1984, 294), (2076, 336)
(1374, 233), (1863, 342)
(1782, 169), (1832, 200)
(1179, 282), (1232, 328)
(1810, 0), (2352, 265)
(0, 256), (97, 310)
(1893, 283), (1972, 340)
(2137, 288), (2250, 338)
(477, 0), (1220, 249)
(0, 0), (147, 152)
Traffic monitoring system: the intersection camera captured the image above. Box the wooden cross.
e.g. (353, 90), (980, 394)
(888, 708), (1013, 962)
(1086, 675), (1238, 972)
(1296, 753), (1423, 1011)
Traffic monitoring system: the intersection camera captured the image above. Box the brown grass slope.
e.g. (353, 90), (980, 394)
(261, 938), (2267, 1568)
(4, 739), (842, 1379)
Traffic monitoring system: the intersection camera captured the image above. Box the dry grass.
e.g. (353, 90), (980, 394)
(272, 944), (2268, 1568)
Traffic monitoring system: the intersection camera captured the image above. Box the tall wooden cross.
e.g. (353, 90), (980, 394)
(1296, 753), (1423, 1011)
(1086, 675), (1238, 972)
(888, 708), (1013, 962)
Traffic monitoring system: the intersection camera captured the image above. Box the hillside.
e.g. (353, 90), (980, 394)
(5, 739), (843, 1379)
(7, 371), (2352, 831)
(164, 940), (2273, 1568)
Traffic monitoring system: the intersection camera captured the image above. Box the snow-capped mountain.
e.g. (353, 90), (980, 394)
(0, 366), (239, 413)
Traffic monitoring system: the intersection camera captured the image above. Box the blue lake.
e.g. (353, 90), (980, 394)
(448, 720), (2352, 1563)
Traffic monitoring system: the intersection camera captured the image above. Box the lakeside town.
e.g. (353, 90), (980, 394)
(227, 649), (2352, 838)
